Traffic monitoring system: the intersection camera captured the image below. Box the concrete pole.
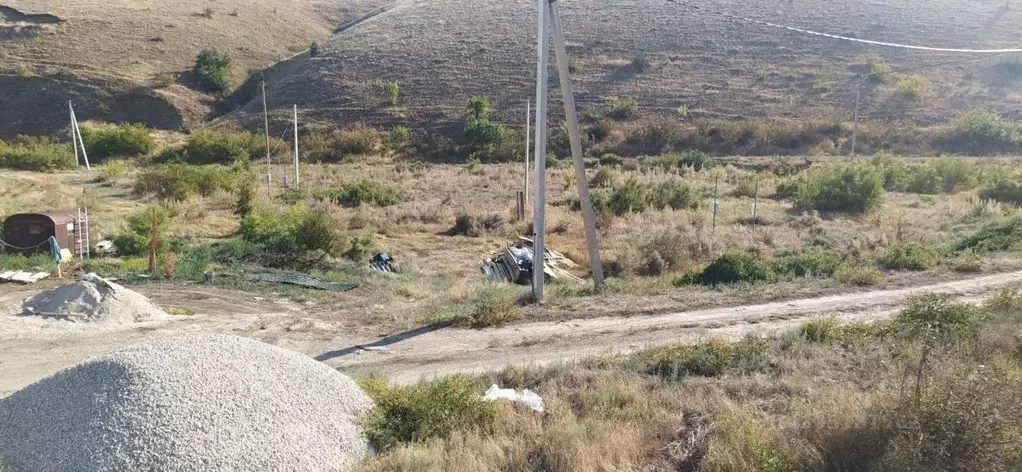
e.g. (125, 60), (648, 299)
(851, 82), (861, 156)
(70, 107), (90, 170)
(262, 80), (271, 197)
(532, 0), (551, 303)
(293, 105), (300, 187)
(69, 101), (79, 167)
(525, 101), (531, 205)
(548, 0), (604, 288)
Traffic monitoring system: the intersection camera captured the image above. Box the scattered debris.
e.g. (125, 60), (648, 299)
(21, 272), (168, 323)
(370, 252), (396, 274)
(0, 270), (50, 284)
(484, 384), (545, 413)
(0, 334), (374, 471)
(482, 237), (582, 284)
(93, 240), (117, 255)
(257, 273), (358, 292)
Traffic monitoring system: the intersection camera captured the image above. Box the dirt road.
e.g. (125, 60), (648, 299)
(3, 271), (1022, 395)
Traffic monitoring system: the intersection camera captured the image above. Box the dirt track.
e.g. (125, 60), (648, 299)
(3, 270), (1022, 395)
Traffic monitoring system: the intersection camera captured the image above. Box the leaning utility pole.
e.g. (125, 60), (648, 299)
(262, 80), (271, 197)
(68, 102), (90, 171)
(69, 101), (80, 167)
(532, 0), (605, 303)
(293, 105), (300, 187)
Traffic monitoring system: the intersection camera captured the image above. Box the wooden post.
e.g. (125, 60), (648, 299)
(147, 208), (159, 274)
(293, 105), (300, 187)
(548, 0), (604, 288)
(262, 80), (271, 197)
(516, 191), (526, 221)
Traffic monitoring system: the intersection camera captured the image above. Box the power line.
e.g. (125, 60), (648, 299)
(664, 0), (1022, 53)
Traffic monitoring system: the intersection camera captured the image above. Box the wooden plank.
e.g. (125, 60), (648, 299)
(10, 271), (36, 283)
(0, 271), (15, 281)
(28, 272), (50, 283)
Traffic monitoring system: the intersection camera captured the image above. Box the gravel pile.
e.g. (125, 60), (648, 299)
(0, 334), (374, 471)
(21, 273), (167, 323)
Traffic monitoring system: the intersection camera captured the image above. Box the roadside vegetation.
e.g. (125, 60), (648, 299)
(357, 289), (1022, 471)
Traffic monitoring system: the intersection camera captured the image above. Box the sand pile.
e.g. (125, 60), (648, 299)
(21, 273), (167, 323)
(0, 334), (374, 471)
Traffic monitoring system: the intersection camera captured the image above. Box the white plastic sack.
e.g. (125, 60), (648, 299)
(483, 384), (545, 413)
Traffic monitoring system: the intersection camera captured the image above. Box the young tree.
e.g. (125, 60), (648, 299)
(194, 48), (232, 96)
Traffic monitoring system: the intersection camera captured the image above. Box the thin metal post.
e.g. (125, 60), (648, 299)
(70, 106), (90, 170)
(851, 82), (861, 156)
(262, 80), (271, 197)
(548, 0), (604, 287)
(525, 101), (531, 205)
(753, 175), (760, 225)
(712, 174), (719, 235)
(293, 105), (300, 187)
(532, 0), (551, 303)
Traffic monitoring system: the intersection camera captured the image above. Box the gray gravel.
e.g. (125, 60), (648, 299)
(21, 273), (167, 323)
(0, 334), (374, 471)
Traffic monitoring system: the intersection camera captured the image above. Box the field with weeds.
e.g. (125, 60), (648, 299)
(356, 289), (1022, 471)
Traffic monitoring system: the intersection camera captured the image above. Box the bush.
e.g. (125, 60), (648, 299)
(240, 203), (337, 254)
(609, 179), (648, 215)
(335, 126), (382, 156)
(194, 48), (232, 95)
(630, 230), (691, 276)
(980, 180), (1022, 206)
(97, 162), (127, 183)
(956, 216), (1022, 252)
(455, 288), (524, 328)
(112, 206), (175, 258)
(604, 96), (639, 120)
(78, 123), (155, 162)
(133, 164), (235, 200)
(896, 74), (932, 100)
(729, 172), (759, 198)
(383, 81), (400, 106)
(448, 213), (506, 237)
(383, 126), (413, 153)
(317, 180), (405, 208)
(894, 293), (987, 342)
(773, 250), (841, 278)
(678, 150), (716, 171)
(985, 284), (1022, 319)
(358, 375), (497, 451)
(628, 118), (683, 153)
(590, 167), (617, 188)
(648, 181), (699, 210)
(903, 158), (977, 194)
(180, 130), (252, 165)
(795, 164), (885, 214)
(463, 119), (511, 158)
(0, 136), (76, 171)
(864, 55), (891, 83)
(797, 317), (842, 343)
(644, 338), (769, 380)
(342, 233), (377, 262)
(700, 252), (776, 286)
(834, 264), (884, 286)
(877, 243), (939, 271)
(944, 108), (1022, 155)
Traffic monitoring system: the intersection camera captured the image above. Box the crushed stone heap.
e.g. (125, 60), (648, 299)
(21, 273), (167, 323)
(0, 334), (374, 471)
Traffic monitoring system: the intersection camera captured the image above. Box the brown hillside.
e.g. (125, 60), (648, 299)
(226, 0), (1022, 134)
(0, 0), (387, 137)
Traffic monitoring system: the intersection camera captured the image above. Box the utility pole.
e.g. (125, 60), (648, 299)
(548, 0), (604, 288)
(525, 101), (531, 205)
(69, 101), (80, 167)
(851, 81), (861, 156)
(752, 174), (760, 225)
(69, 102), (90, 170)
(293, 105), (300, 187)
(262, 80), (271, 197)
(532, 0), (551, 303)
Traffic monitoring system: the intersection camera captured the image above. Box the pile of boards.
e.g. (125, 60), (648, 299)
(482, 237), (581, 285)
(0, 270), (50, 284)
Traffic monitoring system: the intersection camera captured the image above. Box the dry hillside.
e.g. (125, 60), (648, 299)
(229, 0), (1022, 133)
(0, 0), (386, 137)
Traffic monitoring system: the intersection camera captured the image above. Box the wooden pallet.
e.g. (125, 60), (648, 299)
(0, 271), (51, 284)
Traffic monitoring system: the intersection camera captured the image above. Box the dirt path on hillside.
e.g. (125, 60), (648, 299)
(3, 271), (1022, 396)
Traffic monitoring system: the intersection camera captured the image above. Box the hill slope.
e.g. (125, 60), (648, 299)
(227, 0), (1022, 134)
(0, 0), (386, 137)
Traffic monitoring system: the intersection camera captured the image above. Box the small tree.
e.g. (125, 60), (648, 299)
(383, 81), (400, 106)
(194, 48), (232, 96)
(466, 96), (491, 121)
(309, 42), (319, 57)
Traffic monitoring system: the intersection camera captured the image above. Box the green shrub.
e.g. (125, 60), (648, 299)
(944, 108), (1022, 156)
(112, 206), (175, 258)
(335, 126), (382, 156)
(648, 181), (699, 210)
(383, 81), (400, 106)
(464, 119), (511, 158)
(834, 264), (884, 286)
(644, 338), (769, 380)
(864, 55), (892, 84)
(194, 48), (232, 95)
(97, 162), (127, 183)
(180, 130), (251, 165)
(772, 179), (799, 201)
(627, 118), (683, 153)
(342, 233), (377, 262)
(798, 317), (894, 344)
(598, 153), (623, 166)
(455, 288), (524, 328)
(0, 136), (76, 171)
(903, 158), (977, 194)
(956, 216), (1022, 252)
(383, 126), (413, 152)
(590, 167), (617, 188)
(133, 164), (235, 200)
(239, 203), (337, 254)
(317, 180), (405, 208)
(980, 180), (1022, 206)
(629, 230), (691, 276)
(604, 96), (639, 120)
(797, 317), (841, 343)
(0, 253), (56, 271)
(78, 123), (155, 162)
(466, 96), (491, 121)
(773, 250), (841, 278)
(896, 74), (932, 100)
(894, 293), (987, 342)
(700, 252), (776, 286)
(358, 375), (497, 451)
(609, 179), (648, 214)
(729, 172), (760, 198)
(877, 243), (939, 271)
(985, 284), (1022, 319)
(678, 150), (715, 171)
(795, 164), (885, 214)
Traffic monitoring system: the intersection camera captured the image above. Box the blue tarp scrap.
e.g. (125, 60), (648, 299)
(257, 274), (358, 292)
(370, 252), (396, 273)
